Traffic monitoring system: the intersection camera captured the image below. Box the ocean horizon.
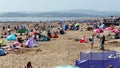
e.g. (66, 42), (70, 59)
(0, 17), (102, 22)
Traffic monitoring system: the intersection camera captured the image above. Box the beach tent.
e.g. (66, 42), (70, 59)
(75, 23), (80, 27)
(55, 66), (79, 68)
(111, 29), (120, 33)
(93, 29), (103, 33)
(40, 35), (50, 41)
(0, 48), (6, 56)
(105, 27), (114, 30)
(17, 29), (26, 33)
(99, 24), (106, 29)
(26, 37), (39, 48)
(6, 34), (17, 41)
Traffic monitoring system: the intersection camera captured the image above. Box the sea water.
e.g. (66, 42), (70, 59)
(0, 17), (100, 22)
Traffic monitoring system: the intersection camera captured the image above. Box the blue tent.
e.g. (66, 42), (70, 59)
(6, 34), (17, 41)
(0, 49), (6, 56)
(99, 24), (106, 29)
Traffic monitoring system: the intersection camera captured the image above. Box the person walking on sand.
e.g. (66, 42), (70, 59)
(24, 61), (33, 68)
(89, 34), (95, 49)
(99, 34), (105, 51)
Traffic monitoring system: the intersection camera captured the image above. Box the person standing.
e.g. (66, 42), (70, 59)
(90, 34), (95, 49)
(47, 29), (51, 38)
(99, 34), (105, 51)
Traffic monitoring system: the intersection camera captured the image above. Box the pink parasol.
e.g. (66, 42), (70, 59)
(105, 27), (114, 30)
(111, 29), (120, 33)
(93, 29), (103, 33)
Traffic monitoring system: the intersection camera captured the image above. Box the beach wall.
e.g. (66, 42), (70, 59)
(76, 58), (120, 68)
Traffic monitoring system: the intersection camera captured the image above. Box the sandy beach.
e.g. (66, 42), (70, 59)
(0, 22), (120, 68)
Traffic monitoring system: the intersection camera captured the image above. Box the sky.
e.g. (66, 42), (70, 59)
(0, 0), (120, 12)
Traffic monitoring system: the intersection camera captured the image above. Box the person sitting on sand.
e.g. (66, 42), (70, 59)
(8, 45), (16, 51)
(24, 61), (33, 68)
(57, 28), (65, 35)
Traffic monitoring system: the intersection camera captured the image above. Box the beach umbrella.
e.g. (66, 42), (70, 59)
(93, 29), (103, 33)
(111, 29), (120, 33)
(105, 27), (114, 30)
(55, 66), (79, 68)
